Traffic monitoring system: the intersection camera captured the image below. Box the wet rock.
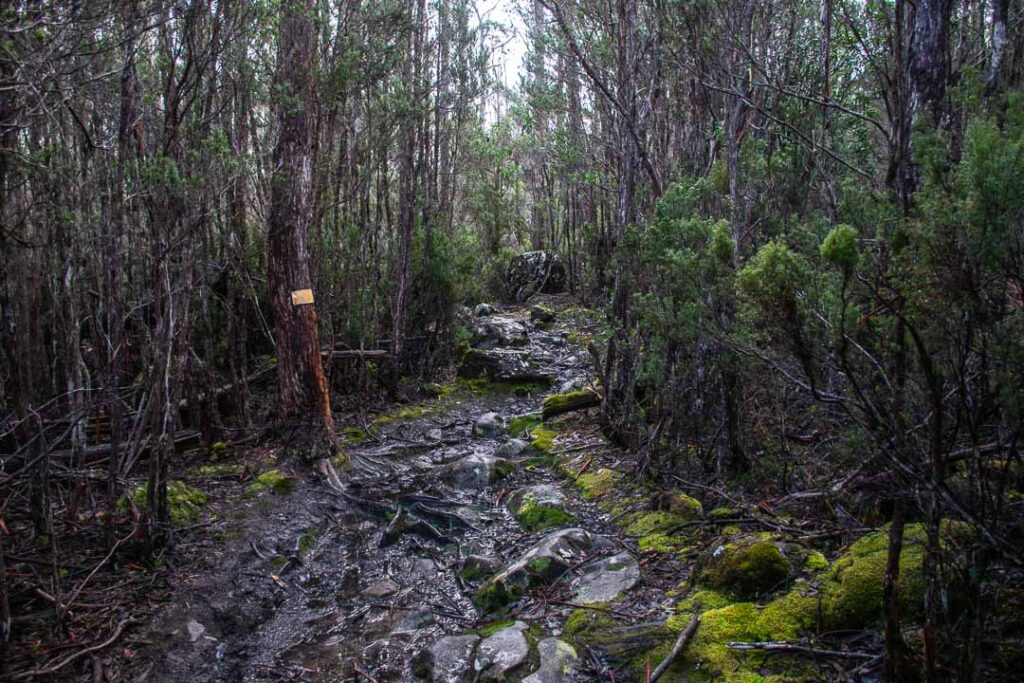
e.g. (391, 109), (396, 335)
(507, 251), (567, 303)
(461, 554), (503, 581)
(495, 438), (528, 459)
(474, 303), (494, 317)
(474, 528), (609, 612)
(459, 348), (554, 383)
(413, 634), (480, 682)
(441, 452), (515, 490)
(471, 316), (529, 349)
(522, 638), (577, 683)
(507, 484), (574, 531)
(572, 552), (640, 604)
(475, 621), (530, 680)
(473, 412), (504, 438)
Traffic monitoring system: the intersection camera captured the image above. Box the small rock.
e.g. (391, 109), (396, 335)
(495, 438), (528, 459)
(507, 251), (567, 303)
(363, 579), (400, 598)
(474, 303), (494, 317)
(475, 621), (530, 679)
(186, 619), (206, 643)
(572, 552), (640, 604)
(473, 412), (504, 438)
(522, 638), (577, 683)
(698, 534), (793, 598)
(413, 634), (480, 682)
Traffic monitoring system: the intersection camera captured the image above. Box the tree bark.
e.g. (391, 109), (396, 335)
(267, 0), (335, 449)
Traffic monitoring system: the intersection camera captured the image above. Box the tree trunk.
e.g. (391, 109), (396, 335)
(267, 0), (334, 451)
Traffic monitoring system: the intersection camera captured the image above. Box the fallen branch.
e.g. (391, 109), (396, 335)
(726, 641), (875, 659)
(650, 612), (699, 682)
(541, 389), (601, 420)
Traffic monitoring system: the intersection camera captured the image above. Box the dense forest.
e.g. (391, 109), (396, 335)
(1, 0), (1023, 680)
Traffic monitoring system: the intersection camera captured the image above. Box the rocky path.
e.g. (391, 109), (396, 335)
(143, 301), (671, 682)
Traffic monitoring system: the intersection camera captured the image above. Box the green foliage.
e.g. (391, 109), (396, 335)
(820, 224), (859, 273)
(245, 469), (295, 496)
(123, 480), (208, 525)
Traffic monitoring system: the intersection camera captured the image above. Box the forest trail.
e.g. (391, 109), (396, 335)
(139, 300), (667, 682)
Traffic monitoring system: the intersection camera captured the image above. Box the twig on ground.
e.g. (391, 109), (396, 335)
(649, 612), (699, 682)
(726, 640), (875, 659)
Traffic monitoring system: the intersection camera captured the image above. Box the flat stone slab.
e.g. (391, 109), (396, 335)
(571, 552), (640, 604)
(475, 621), (530, 680)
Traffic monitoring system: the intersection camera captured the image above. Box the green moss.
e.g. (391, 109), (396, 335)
(298, 533), (317, 555)
(700, 538), (790, 598)
(271, 555), (290, 573)
(708, 507), (738, 520)
(541, 389), (597, 418)
(530, 425), (558, 452)
(564, 607), (617, 643)
(196, 463), (243, 477)
(820, 523), (927, 630)
(508, 414), (542, 437)
(515, 497), (575, 531)
(123, 480), (207, 525)
(457, 378), (550, 396)
(659, 588), (818, 681)
(528, 556), (553, 574)
(245, 469), (295, 496)
(331, 450), (348, 468)
(638, 533), (686, 554)
(720, 524), (743, 536)
(371, 404), (429, 427)
(480, 619), (516, 637)
(803, 551), (829, 571)
(342, 426), (371, 445)
(625, 511), (684, 537)
(668, 492), (703, 518)
(575, 468), (620, 500)
(209, 441), (228, 460)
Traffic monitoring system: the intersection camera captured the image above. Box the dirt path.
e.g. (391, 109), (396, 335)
(137, 301), (668, 682)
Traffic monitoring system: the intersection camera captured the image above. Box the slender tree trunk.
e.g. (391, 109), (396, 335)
(267, 0), (334, 451)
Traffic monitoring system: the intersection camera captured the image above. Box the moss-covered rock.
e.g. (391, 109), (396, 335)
(624, 511), (684, 537)
(530, 425), (558, 452)
(510, 485), (576, 531)
(575, 468), (620, 500)
(245, 469), (295, 496)
(123, 480), (208, 525)
(196, 463), (244, 478)
(657, 586), (818, 681)
(819, 523), (927, 630)
(699, 534), (792, 598)
(508, 413), (542, 438)
(708, 506), (738, 520)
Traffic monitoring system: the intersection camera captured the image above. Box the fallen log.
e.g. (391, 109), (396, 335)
(541, 388), (601, 420)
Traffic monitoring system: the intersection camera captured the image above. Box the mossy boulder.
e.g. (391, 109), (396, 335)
(441, 453), (515, 490)
(698, 534), (792, 598)
(507, 484), (575, 531)
(819, 523), (928, 630)
(245, 469), (295, 496)
(624, 511), (685, 537)
(123, 480), (208, 525)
